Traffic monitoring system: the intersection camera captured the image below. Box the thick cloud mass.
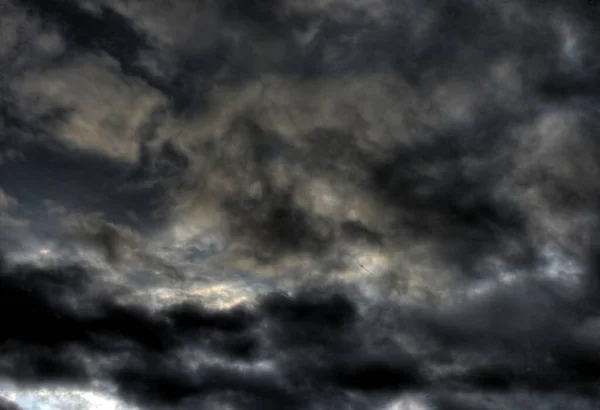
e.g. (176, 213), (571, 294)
(2, 0), (600, 408)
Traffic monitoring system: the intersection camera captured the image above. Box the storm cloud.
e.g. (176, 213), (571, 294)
(2, 0), (600, 408)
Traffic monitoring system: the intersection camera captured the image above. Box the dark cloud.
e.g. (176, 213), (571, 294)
(2, 0), (597, 272)
(0, 398), (22, 410)
(3, 0), (600, 408)
(366, 134), (537, 277)
(222, 0), (312, 34)
(1, 257), (600, 409)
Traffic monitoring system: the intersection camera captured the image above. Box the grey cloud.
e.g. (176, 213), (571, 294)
(2, 0), (600, 408)
(62, 213), (141, 264)
(432, 391), (600, 410)
(0, 397), (22, 410)
(1, 0), (598, 277)
(1, 258), (600, 409)
(0, 188), (28, 242)
(0, 189), (18, 215)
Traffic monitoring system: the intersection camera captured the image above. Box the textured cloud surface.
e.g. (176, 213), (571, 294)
(2, 0), (600, 408)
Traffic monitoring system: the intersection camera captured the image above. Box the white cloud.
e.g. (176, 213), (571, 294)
(4, 387), (138, 410)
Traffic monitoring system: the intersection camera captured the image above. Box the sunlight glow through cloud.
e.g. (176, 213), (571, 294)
(4, 387), (138, 410)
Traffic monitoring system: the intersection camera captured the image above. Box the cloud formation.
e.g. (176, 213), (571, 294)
(2, 0), (600, 408)
(1, 256), (600, 409)
(0, 397), (22, 410)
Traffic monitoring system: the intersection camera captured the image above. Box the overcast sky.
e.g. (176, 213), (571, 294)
(1, 0), (600, 409)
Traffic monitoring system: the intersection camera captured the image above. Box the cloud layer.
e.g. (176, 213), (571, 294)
(1, 255), (600, 409)
(2, 0), (600, 408)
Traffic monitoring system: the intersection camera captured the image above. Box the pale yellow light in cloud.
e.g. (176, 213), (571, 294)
(122, 282), (253, 310)
(12, 54), (166, 163)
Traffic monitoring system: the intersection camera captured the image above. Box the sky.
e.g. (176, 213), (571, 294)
(1, 0), (600, 409)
